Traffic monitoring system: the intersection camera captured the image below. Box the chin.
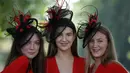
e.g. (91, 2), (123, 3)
(94, 56), (101, 58)
(60, 47), (70, 51)
(61, 48), (69, 51)
(27, 55), (37, 59)
(28, 56), (35, 59)
(92, 54), (102, 58)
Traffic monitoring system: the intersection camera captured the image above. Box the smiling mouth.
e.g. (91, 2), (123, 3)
(92, 49), (100, 53)
(61, 43), (68, 46)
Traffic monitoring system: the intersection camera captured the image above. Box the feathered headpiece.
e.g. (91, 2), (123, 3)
(40, 0), (74, 42)
(6, 9), (39, 47)
(77, 5), (101, 48)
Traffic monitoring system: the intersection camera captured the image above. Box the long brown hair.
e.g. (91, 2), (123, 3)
(47, 18), (79, 57)
(5, 27), (46, 73)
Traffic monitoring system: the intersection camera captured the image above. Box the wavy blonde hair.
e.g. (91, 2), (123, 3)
(85, 26), (117, 73)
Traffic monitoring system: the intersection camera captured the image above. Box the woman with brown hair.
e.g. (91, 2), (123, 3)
(41, 1), (85, 73)
(1, 10), (46, 73)
(77, 5), (128, 73)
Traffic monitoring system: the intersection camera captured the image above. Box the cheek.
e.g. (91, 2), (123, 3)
(35, 43), (40, 48)
(33, 43), (40, 53)
(35, 45), (40, 51)
(56, 36), (61, 42)
(88, 44), (92, 51)
(68, 36), (75, 42)
(21, 46), (28, 55)
(35, 49), (39, 56)
(55, 38), (60, 46)
(100, 42), (108, 54)
(102, 42), (108, 50)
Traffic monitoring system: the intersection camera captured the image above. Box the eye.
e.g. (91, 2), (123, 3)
(97, 39), (103, 43)
(35, 41), (40, 45)
(67, 33), (73, 36)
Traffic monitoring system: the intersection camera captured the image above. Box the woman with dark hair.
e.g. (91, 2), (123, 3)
(1, 11), (46, 73)
(42, 1), (85, 73)
(77, 6), (128, 73)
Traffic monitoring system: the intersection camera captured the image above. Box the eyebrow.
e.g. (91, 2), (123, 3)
(35, 39), (40, 41)
(91, 38), (103, 40)
(66, 32), (73, 34)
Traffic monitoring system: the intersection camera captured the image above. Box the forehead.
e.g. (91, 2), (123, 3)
(92, 31), (107, 39)
(26, 34), (39, 41)
(57, 27), (73, 33)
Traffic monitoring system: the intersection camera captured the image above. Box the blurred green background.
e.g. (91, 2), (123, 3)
(0, 0), (130, 72)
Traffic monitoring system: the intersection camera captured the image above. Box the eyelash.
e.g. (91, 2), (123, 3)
(90, 40), (103, 42)
(59, 33), (72, 36)
(35, 41), (40, 45)
(67, 34), (72, 36)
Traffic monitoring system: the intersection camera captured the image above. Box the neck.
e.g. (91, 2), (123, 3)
(29, 59), (32, 64)
(56, 48), (73, 60)
(94, 58), (101, 67)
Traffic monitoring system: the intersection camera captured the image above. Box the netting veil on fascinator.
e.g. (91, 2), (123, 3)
(77, 5), (101, 48)
(6, 9), (39, 47)
(40, 0), (74, 42)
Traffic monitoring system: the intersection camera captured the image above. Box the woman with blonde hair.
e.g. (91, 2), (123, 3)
(77, 5), (128, 73)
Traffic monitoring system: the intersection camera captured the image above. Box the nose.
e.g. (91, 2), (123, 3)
(61, 35), (67, 41)
(30, 43), (34, 50)
(93, 41), (98, 47)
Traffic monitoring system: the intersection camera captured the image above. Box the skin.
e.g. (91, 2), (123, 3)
(88, 31), (108, 73)
(88, 31), (108, 59)
(21, 34), (40, 59)
(56, 27), (75, 52)
(55, 27), (76, 73)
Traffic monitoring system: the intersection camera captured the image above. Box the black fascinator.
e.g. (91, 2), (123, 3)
(77, 5), (101, 48)
(40, 0), (75, 42)
(6, 9), (40, 47)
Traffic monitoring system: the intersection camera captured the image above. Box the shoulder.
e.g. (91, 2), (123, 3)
(46, 57), (56, 65)
(7, 56), (29, 69)
(107, 61), (125, 68)
(47, 57), (55, 61)
(73, 57), (85, 73)
(46, 57), (58, 73)
(1, 56), (29, 73)
(16, 56), (29, 61)
(74, 56), (85, 61)
(10, 56), (29, 66)
(74, 56), (85, 65)
(107, 61), (128, 73)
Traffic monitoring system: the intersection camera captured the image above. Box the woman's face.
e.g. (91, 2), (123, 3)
(56, 27), (75, 52)
(88, 31), (108, 59)
(21, 34), (40, 59)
